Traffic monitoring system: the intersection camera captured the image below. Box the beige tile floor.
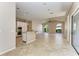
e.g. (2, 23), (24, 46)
(2, 33), (78, 56)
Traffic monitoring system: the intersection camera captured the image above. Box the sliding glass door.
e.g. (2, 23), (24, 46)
(72, 9), (79, 54)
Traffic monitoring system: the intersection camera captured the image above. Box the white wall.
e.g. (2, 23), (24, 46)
(36, 24), (43, 33)
(32, 21), (43, 33)
(0, 2), (16, 55)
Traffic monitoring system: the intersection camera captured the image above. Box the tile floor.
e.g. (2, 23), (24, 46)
(2, 33), (78, 56)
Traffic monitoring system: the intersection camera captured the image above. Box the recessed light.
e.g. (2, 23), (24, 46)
(50, 12), (53, 14)
(43, 3), (47, 5)
(48, 9), (54, 11)
(48, 9), (50, 11)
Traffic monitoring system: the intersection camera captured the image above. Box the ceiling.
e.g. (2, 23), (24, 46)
(16, 2), (72, 23)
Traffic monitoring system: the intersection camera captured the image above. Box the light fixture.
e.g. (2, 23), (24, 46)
(48, 9), (53, 11)
(43, 3), (47, 5)
(48, 9), (50, 11)
(48, 9), (53, 14)
(50, 12), (53, 14)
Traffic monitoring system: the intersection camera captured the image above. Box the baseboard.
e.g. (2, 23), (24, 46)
(0, 47), (16, 55)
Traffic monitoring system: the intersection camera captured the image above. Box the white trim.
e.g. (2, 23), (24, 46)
(69, 15), (72, 45)
(71, 5), (79, 17)
(0, 47), (16, 55)
(74, 8), (79, 16)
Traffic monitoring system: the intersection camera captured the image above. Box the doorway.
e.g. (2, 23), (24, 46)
(56, 23), (62, 33)
(43, 24), (48, 32)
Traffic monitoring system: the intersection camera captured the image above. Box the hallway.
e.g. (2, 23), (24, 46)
(2, 33), (77, 56)
(0, 2), (79, 56)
